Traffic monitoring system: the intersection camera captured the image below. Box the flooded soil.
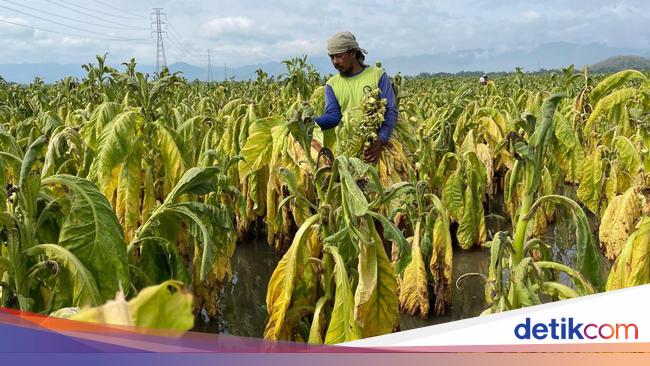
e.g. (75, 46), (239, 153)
(200, 185), (610, 338)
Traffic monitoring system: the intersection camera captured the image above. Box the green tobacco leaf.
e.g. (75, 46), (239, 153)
(308, 296), (329, 344)
(443, 171), (464, 222)
(157, 123), (190, 193)
(165, 166), (219, 203)
(457, 154), (487, 250)
(531, 93), (564, 190)
(554, 114), (576, 149)
(536, 261), (596, 296)
(82, 102), (123, 150)
(590, 70), (647, 104)
(42, 175), (129, 303)
(19, 135), (48, 188)
(613, 136), (641, 174)
(324, 226), (350, 245)
(136, 236), (188, 286)
(484, 232), (510, 305)
(279, 167), (300, 196)
(371, 181), (413, 209)
(42, 127), (83, 178)
(527, 195), (603, 290)
(69, 280), (193, 331)
(164, 204), (215, 282)
(337, 157), (369, 217)
(586, 88), (638, 132)
(511, 257), (542, 307)
(88, 110), (141, 187)
(36, 111), (62, 136)
(125, 280), (194, 330)
(238, 116), (284, 180)
(606, 216), (650, 291)
(324, 245), (362, 344)
(26, 244), (101, 307)
(457, 185), (479, 249)
(367, 211), (411, 274)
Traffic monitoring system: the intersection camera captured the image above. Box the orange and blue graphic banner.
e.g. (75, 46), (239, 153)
(1, 285), (650, 364)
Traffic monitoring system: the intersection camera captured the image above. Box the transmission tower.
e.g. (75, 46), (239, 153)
(207, 49), (213, 82)
(151, 8), (167, 73)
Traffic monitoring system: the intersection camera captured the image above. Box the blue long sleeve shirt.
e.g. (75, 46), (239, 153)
(315, 71), (398, 144)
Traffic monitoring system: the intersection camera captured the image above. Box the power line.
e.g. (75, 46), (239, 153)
(168, 23), (188, 44)
(167, 31), (204, 60)
(46, 0), (149, 30)
(165, 35), (205, 65)
(0, 3), (148, 40)
(165, 22), (209, 66)
(91, 0), (148, 20)
(0, 0), (146, 31)
(0, 18), (147, 41)
(165, 46), (204, 67)
(167, 22), (206, 59)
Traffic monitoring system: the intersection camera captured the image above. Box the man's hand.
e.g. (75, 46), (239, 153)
(363, 137), (383, 164)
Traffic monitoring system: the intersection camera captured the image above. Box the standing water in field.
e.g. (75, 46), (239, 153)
(214, 239), (491, 337)
(207, 185), (607, 338)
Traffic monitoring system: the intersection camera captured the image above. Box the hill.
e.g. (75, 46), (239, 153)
(1, 43), (649, 83)
(590, 55), (650, 73)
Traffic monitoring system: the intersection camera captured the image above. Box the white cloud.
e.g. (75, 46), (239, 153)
(0, 0), (648, 65)
(275, 39), (320, 54)
(0, 16), (35, 38)
(60, 37), (96, 47)
(202, 16), (254, 35)
(521, 10), (541, 21)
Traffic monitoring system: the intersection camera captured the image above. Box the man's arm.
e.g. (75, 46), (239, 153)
(315, 85), (342, 130)
(377, 73), (398, 143)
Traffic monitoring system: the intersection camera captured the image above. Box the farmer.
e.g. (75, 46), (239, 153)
(480, 74), (489, 85)
(314, 31), (398, 164)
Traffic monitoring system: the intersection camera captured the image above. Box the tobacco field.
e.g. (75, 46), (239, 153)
(0, 56), (649, 343)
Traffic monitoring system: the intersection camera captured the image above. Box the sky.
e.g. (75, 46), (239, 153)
(0, 0), (648, 67)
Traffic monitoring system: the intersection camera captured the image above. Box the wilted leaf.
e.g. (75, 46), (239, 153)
(324, 245), (362, 344)
(264, 214), (320, 340)
(42, 175), (129, 303)
(353, 219), (399, 338)
(600, 188), (642, 260)
(399, 222), (429, 317)
(606, 216), (650, 291)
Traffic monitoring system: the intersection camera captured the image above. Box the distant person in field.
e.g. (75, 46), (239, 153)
(314, 31), (398, 164)
(480, 74), (489, 85)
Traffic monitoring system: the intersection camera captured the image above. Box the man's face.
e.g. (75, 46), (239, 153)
(329, 50), (355, 74)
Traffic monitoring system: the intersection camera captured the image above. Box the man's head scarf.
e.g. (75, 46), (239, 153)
(327, 31), (368, 55)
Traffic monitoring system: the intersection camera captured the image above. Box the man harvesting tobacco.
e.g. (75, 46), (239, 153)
(313, 31), (399, 164)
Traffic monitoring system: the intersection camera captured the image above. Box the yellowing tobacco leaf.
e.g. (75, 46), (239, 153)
(324, 245), (362, 344)
(264, 214), (319, 340)
(606, 216), (650, 290)
(599, 188), (642, 260)
(354, 219), (399, 338)
(399, 222), (429, 317)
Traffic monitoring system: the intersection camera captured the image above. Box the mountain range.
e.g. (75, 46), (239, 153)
(1, 42), (648, 83)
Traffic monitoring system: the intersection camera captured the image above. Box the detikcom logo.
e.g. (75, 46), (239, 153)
(514, 317), (639, 340)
